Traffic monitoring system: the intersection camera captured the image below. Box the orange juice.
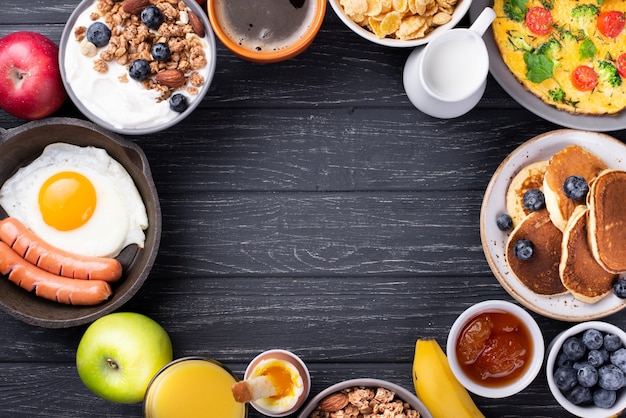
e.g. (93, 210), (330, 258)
(144, 357), (247, 418)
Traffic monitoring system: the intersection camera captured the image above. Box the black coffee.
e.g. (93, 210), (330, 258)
(214, 0), (317, 52)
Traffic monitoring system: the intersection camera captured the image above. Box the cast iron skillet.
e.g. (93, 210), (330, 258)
(0, 117), (161, 328)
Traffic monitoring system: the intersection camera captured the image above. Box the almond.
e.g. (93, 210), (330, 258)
(188, 11), (206, 38)
(319, 392), (349, 412)
(123, 0), (150, 15)
(155, 69), (186, 88)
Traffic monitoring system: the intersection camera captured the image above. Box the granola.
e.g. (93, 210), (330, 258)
(73, 0), (207, 102)
(310, 387), (421, 418)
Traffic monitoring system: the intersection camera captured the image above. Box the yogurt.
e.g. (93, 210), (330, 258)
(63, 0), (213, 131)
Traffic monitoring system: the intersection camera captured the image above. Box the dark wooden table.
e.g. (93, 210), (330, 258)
(1, 1), (625, 417)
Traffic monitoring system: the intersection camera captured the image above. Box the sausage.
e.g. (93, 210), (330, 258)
(0, 217), (123, 282)
(0, 241), (112, 305)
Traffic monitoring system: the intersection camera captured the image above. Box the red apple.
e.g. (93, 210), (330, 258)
(0, 31), (66, 120)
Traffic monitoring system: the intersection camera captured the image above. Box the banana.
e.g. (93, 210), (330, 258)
(412, 339), (485, 418)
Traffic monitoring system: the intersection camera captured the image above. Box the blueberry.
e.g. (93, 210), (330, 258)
(554, 366), (578, 392)
(562, 175), (589, 201)
(598, 364), (625, 390)
(496, 213), (513, 231)
(573, 360), (589, 370)
(566, 385), (593, 405)
(610, 347), (626, 372)
(141, 5), (164, 29)
(582, 329), (604, 350)
(593, 388), (617, 409)
(604, 333), (623, 352)
(557, 351), (573, 368)
(588, 349), (609, 368)
(128, 59), (150, 81)
(577, 364), (599, 387)
(514, 239), (534, 261)
(613, 278), (626, 298)
(563, 336), (586, 361)
(86, 22), (111, 48)
(169, 94), (188, 113)
(523, 189), (545, 211)
(151, 42), (170, 62)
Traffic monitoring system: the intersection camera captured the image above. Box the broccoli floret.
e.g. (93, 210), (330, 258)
(597, 60), (623, 87)
(537, 38), (562, 62)
(504, 0), (528, 22)
(571, 4), (600, 25)
(507, 30), (534, 52)
(548, 88), (566, 102)
(548, 88), (580, 107)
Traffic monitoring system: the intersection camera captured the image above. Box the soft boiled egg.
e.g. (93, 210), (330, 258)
(250, 358), (304, 413)
(0, 143), (148, 258)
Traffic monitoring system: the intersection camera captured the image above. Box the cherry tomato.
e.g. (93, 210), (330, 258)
(525, 7), (553, 35)
(618, 53), (626, 78)
(597, 11), (626, 38)
(571, 65), (598, 91)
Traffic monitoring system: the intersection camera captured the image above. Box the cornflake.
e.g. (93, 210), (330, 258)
(339, 0), (458, 40)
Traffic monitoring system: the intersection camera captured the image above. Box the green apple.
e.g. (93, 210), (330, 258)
(76, 312), (173, 404)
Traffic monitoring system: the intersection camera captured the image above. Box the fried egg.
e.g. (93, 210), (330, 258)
(0, 143), (148, 258)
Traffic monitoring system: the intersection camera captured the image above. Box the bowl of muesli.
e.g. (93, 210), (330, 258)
(59, 0), (216, 135)
(297, 378), (433, 418)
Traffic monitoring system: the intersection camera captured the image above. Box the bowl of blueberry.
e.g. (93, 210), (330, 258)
(59, 0), (216, 135)
(546, 321), (626, 417)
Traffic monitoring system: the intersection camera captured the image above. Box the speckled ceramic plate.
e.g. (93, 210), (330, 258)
(480, 129), (626, 321)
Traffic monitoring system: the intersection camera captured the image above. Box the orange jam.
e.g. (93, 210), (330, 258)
(455, 310), (533, 387)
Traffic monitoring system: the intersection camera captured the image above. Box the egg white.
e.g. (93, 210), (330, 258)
(0, 143), (148, 258)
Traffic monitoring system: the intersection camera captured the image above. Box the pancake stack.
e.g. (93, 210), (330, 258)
(504, 145), (624, 303)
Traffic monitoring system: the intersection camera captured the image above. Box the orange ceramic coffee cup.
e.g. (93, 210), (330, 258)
(207, 0), (326, 63)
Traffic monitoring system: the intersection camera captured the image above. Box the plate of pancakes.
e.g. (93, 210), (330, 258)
(469, 0), (626, 132)
(481, 129), (626, 321)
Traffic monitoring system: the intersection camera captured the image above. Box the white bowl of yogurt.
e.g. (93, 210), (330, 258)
(60, 0), (216, 135)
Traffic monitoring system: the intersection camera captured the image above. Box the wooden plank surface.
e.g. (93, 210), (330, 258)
(1, 1), (625, 417)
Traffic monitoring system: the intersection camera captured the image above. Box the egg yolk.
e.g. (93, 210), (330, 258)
(38, 171), (97, 231)
(264, 365), (295, 398)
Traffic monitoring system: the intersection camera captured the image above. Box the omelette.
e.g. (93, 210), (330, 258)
(492, 0), (626, 114)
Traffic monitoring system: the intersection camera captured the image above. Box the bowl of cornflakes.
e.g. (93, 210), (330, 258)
(0, 118), (161, 328)
(329, 0), (473, 47)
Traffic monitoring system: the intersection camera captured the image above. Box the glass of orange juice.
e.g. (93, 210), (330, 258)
(144, 357), (248, 418)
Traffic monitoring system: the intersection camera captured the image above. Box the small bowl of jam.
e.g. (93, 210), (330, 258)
(446, 300), (544, 398)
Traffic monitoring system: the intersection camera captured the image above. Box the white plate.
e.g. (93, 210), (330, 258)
(469, 0), (626, 132)
(480, 129), (626, 321)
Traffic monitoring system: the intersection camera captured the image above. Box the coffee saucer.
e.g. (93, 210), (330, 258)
(403, 46), (486, 119)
